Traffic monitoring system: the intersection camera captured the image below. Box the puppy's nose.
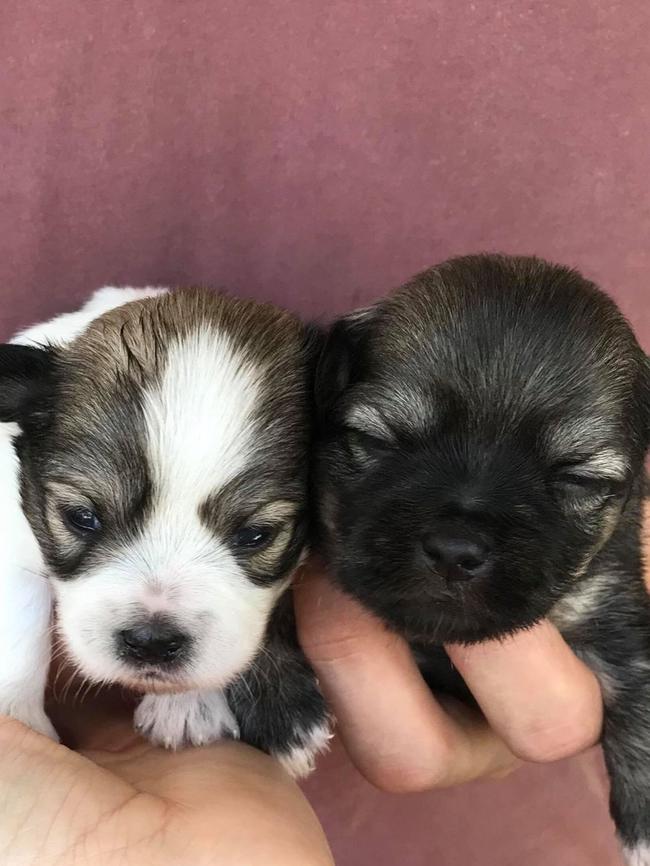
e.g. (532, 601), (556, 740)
(422, 533), (492, 581)
(118, 622), (188, 665)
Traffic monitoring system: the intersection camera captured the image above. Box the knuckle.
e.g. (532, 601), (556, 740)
(297, 631), (371, 665)
(508, 715), (598, 763)
(363, 735), (457, 793)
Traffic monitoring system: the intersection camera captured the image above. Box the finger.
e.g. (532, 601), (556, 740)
(446, 622), (603, 763)
(294, 563), (518, 791)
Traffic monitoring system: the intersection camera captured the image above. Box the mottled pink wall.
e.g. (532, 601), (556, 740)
(2, 2), (648, 863)
(302, 742), (620, 866)
(1, 1), (649, 342)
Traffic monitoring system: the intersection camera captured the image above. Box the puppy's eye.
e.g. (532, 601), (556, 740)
(553, 472), (624, 503)
(231, 525), (276, 552)
(344, 428), (393, 461)
(63, 506), (102, 534)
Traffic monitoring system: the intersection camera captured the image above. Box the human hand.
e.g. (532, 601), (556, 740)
(0, 682), (333, 866)
(293, 500), (650, 794)
(296, 566), (601, 792)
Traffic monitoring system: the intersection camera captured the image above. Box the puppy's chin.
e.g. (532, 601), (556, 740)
(335, 562), (560, 645)
(117, 674), (203, 695)
(60, 647), (232, 695)
(116, 665), (247, 695)
(394, 601), (544, 645)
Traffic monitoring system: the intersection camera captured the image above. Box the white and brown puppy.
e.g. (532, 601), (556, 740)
(0, 286), (330, 776)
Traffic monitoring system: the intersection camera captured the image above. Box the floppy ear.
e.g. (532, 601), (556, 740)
(0, 344), (54, 425)
(314, 305), (378, 419)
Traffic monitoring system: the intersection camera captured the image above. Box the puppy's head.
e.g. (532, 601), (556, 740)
(0, 290), (318, 691)
(317, 255), (650, 643)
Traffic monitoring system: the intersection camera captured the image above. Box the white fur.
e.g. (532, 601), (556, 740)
(12, 286), (167, 348)
(550, 575), (611, 630)
(134, 689), (239, 748)
(54, 326), (286, 691)
(275, 722), (333, 779)
(579, 448), (628, 481)
(146, 328), (260, 500)
(0, 286), (167, 738)
(345, 403), (395, 441)
(547, 419), (621, 466)
(0, 424), (57, 738)
(624, 843), (650, 866)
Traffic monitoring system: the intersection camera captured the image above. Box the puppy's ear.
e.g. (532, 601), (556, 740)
(302, 323), (327, 412)
(302, 323), (326, 371)
(0, 344), (55, 425)
(314, 305), (378, 417)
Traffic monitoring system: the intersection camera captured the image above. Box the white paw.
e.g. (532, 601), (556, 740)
(0, 700), (59, 742)
(274, 722), (333, 779)
(134, 690), (239, 749)
(624, 843), (650, 866)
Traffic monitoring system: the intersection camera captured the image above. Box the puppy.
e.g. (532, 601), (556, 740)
(316, 254), (650, 863)
(0, 286), (330, 776)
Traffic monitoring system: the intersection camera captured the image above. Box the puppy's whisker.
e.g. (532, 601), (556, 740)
(60, 665), (82, 705)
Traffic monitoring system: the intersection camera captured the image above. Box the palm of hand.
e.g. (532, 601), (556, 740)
(0, 688), (332, 866)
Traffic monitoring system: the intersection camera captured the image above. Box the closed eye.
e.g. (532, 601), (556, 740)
(551, 464), (626, 502)
(551, 449), (628, 483)
(343, 426), (394, 459)
(556, 473), (622, 491)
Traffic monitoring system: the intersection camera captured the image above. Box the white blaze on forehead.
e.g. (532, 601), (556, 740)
(144, 326), (262, 501)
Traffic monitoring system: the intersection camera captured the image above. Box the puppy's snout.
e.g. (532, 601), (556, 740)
(117, 621), (189, 665)
(422, 532), (492, 581)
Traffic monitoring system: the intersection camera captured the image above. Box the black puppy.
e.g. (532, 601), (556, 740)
(316, 254), (650, 865)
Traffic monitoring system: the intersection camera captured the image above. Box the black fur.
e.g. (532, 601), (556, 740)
(226, 592), (329, 760)
(315, 254), (650, 861)
(0, 344), (55, 426)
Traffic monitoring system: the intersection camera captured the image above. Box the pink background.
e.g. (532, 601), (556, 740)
(2, 2), (648, 863)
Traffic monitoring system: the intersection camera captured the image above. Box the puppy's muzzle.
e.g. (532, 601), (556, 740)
(421, 529), (493, 582)
(116, 618), (190, 667)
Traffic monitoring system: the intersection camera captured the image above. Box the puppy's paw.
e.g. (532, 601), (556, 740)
(0, 700), (59, 742)
(134, 690), (239, 749)
(273, 721), (333, 779)
(624, 843), (650, 866)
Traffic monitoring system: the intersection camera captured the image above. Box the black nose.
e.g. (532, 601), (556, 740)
(118, 622), (189, 665)
(422, 532), (492, 581)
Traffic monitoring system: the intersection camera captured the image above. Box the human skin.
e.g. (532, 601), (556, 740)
(293, 501), (650, 793)
(0, 686), (334, 866)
